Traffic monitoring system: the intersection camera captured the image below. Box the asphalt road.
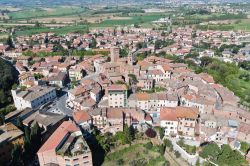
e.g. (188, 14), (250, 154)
(46, 88), (73, 116)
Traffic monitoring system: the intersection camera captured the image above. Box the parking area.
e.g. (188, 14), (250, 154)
(40, 88), (73, 116)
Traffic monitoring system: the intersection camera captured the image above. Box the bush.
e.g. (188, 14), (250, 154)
(163, 139), (173, 148)
(129, 158), (147, 166)
(144, 142), (153, 150)
(116, 159), (124, 165)
(174, 151), (181, 158)
(163, 160), (170, 166)
(159, 144), (166, 155)
(159, 127), (165, 140)
(177, 139), (196, 155)
(145, 128), (157, 138)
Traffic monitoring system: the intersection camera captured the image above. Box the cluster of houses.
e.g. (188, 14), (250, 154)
(1, 26), (250, 165)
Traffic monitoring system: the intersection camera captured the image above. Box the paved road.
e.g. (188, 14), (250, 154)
(46, 89), (73, 116)
(56, 90), (73, 116)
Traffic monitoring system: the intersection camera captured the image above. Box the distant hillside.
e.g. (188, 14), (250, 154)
(0, 58), (19, 109)
(1, 0), (248, 7)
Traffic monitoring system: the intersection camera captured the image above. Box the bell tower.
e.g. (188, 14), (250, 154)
(127, 43), (134, 66)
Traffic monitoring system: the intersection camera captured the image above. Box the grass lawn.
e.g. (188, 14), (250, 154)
(9, 6), (88, 20)
(224, 71), (250, 106)
(103, 143), (167, 166)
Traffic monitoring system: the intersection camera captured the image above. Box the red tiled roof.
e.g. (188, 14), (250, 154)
(73, 111), (91, 123)
(161, 64), (171, 71)
(107, 108), (123, 119)
(145, 113), (152, 121)
(136, 93), (150, 101)
(160, 106), (199, 121)
(37, 121), (78, 154)
(108, 84), (127, 91)
(199, 73), (214, 84)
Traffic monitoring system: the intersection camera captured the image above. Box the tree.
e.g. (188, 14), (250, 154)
(30, 122), (42, 153)
(155, 39), (174, 49)
(96, 134), (111, 153)
(124, 124), (132, 145)
(159, 144), (166, 155)
(195, 158), (200, 166)
(136, 42), (147, 49)
(163, 139), (173, 149)
(145, 128), (157, 138)
(239, 61), (250, 71)
(129, 125), (135, 141)
(200, 56), (213, 67)
(159, 127), (164, 139)
(174, 151), (181, 158)
(116, 159), (124, 165)
(10, 144), (23, 166)
(16, 117), (24, 130)
(240, 142), (249, 154)
(144, 142), (153, 150)
(90, 38), (97, 48)
(34, 21), (42, 27)
(24, 127), (30, 143)
(0, 112), (5, 125)
(155, 40), (163, 49)
(119, 48), (128, 57)
(177, 138), (185, 147)
(217, 144), (247, 166)
(200, 143), (221, 160)
(128, 74), (138, 85)
(23, 127), (31, 160)
(6, 35), (14, 48)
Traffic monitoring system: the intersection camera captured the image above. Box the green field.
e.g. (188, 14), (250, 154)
(184, 13), (247, 21)
(8, 7), (88, 20)
(12, 13), (165, 36)
(103, 143), (167, 166)
(196, 19), (250, 32)
(234, 19), (250, 31)
(14, 25), (89, 36)
(93, 14), (164, 27)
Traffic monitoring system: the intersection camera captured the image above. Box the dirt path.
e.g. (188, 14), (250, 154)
(164, 148), (189, 166)
(164, 150), (180, 166)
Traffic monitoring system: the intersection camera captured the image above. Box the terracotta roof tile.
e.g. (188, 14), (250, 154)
(108, 84), (127, 91)
(160, 106), (199, 121)
(37, 121), (78, 153)
(73, 111), (91, 123)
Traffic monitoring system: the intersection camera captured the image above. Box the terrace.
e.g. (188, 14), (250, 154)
(56, 133), (90, 157)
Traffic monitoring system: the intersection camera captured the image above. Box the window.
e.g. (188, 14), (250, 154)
(83, 156), (89, 159)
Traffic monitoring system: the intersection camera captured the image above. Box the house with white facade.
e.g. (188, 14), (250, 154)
(108, 84), (128, 108)
(160, 106), (199, 138)
(11, 86), (57, 110)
